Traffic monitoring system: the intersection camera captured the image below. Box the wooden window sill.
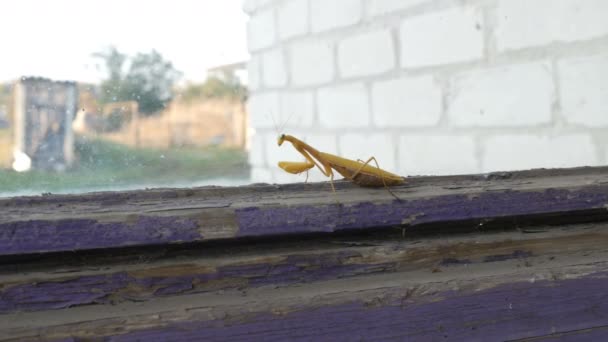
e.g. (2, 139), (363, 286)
(1, 166), (608, 340)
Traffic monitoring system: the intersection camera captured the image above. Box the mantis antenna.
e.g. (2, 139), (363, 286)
(278, 112), (294, 134)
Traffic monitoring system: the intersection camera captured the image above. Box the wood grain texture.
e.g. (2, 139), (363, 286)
(2, 166), (608, 256)
(2, 166), (608, 340)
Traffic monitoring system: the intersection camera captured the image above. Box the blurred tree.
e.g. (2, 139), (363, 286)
(94, 47), (182, 114)
(179, 77), (248, 103)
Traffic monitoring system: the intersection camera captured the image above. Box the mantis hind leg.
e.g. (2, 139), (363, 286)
(354, 157), (401, 201)
(329, 169), (336, 193)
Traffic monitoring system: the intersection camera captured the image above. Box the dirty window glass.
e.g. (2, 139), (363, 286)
(0, 0), (250, 197)
(2, 0), (608, 198)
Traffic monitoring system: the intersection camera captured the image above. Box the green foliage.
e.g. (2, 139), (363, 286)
(94, 47), (182, 114)
(0, 137), (249, 195)
(180, 77), (248, 103)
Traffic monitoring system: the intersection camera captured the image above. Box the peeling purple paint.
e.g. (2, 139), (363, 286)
(0, 216), (201, 256)
(236, 187), (608, 237)
(0, 273), (130, 312)
(483, 250), (533, 262)
(440, 257), (472, 266)
(0, 251), (393, 314)
(102, 272), (608, 341)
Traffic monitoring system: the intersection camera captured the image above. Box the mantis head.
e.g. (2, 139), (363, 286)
(277, 134), (286, 146)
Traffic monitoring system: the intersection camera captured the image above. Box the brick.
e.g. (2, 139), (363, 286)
(262, 49), (287, 87)
(247, 56), (262, 91)
(317, 83), (370, 128)
(368, 0), (427, 16)
(398, 135), (478, 175)
(483, 135), (598, 172)
(248, 134), (266, 167)
(247, 9), (276, 52)
(290, 40), (335, 86)
(372, 75), (441, 127)
(305, 134), (339, 155)
(311, 0), (363, 33)
(559, 54), (608, 126)
(278, 0), (309, 40)
(247, 92), (280, 129)
(496, 0), (608, 51)
(338, 29), (395, 78)
(399, 7), (483, 68)
(448, 62), (553, 127)
(280, 91), (315, 128)
(338, 133), (396, 172)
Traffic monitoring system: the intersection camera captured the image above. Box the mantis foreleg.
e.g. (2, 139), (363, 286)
(279, 144), (336, 192)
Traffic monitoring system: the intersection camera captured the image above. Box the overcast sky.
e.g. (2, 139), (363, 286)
(0, 0), (248, 83)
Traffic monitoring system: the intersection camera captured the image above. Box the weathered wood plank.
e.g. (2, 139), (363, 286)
(1, 166), (608, 256)
(0, 223), (607, 315)
(81, 272), (608, 341)
(2, 256), (608, 341)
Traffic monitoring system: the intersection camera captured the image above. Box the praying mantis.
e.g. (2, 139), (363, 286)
(276, 134), (405, 199)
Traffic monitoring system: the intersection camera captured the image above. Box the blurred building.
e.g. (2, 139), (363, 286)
(0, 77), (77, 171)
(74, 92), (248, 150)
(207, 61), (247, 85)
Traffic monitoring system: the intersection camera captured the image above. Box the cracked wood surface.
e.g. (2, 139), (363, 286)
(1, 166), (608, 255)
(2, 222), (608, 340)
(1, 166), (608, 340)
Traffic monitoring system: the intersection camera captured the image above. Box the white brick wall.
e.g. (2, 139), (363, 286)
(338, 29), (395, 78)
(280, 91), (315, 128)
(251, 167), (273, 183)
(247, 9), (276, 52)
(310, 0), (363, 33)
(372, 75), (442, 127)
(559, 54), (608, 126)
(248, 134), (266, 167)
(290, 40), (335, 86)
(244, 0), (608, 184)
(262, 49), (287, 87)
(368, 0), (428, 17)
(277, 0), (309, 40)
(339, 133), (396, 172)
(496, 0), (608, 51)
(318, 83), (369, 128)
(448, 63), (553, 127)
(399, 135), (479, 176)
(247, 92), (280, 129)
(483, 135), (598, 172)
(399, 7), (484, 68)
(247, 55), (262, 91)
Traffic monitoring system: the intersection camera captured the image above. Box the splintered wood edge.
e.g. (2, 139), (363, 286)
(1, 166), (608, 256)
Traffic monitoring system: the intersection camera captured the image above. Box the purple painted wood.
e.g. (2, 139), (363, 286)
(98, 271), (608, 341)
(1, 167), (607, 255)
(235, 186), (608, 236)
(0, 216), (201, 255)
(0, 251), (393, 314)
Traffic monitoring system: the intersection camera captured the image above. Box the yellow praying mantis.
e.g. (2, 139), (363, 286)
(276, 134), (405, 199)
